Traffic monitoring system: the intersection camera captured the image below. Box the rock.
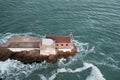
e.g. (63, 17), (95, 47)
(11, 50), (40, 63)
(48, 55), (57, 62)
(0, 45), (77, 63)
(0, 48), (12, 61)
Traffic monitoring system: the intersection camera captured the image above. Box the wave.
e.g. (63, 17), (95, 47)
(73, 39), (95, 60)
(0, 59), (48, 80)
(38, 62), (106, 80)
(0, 59), (105, 80)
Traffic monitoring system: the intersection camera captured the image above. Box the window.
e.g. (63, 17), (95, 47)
(61, 44), (63, 46)
(66, 44), (68, 46)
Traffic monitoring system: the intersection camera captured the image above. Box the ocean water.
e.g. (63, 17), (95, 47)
(0, 0), (120, 80)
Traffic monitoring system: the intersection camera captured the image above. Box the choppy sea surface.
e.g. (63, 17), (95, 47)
(0, 0), (120, 80)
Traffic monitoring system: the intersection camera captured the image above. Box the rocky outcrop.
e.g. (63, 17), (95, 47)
(0, 46), (77, 63)
(11, 50), (41, 63)
(0, 48), (12, 61)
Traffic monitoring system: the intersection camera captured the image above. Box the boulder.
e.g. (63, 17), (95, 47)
(0, 48), (12, 61)
(48, 55), (57, 62)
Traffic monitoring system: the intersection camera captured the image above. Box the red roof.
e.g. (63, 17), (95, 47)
(46, 35), (71, 43)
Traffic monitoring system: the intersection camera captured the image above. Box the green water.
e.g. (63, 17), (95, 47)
(0, 0), (120, 80)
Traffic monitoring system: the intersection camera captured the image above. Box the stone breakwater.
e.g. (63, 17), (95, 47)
(0, 46), (77, 63)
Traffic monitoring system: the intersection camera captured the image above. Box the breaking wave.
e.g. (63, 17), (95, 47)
(0, 60), (106, 80)
(0, 59), (48, 80)
(39, 62), (106, 80)
(0, 33), (106, 80)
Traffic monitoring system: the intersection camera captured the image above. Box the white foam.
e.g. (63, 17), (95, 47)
(0, 59), (106, 80)
(0, 59), (48, 79)
(39, 74), (47, 80)
(85, 63), (106, 80)
(73, 39), (90, 52)
(0, 33), (13, 44)
(0, 60), (11, 74)
(72, 39), (95, 60)
(58, 58), (67, 66)
(38, 62), (106, 80)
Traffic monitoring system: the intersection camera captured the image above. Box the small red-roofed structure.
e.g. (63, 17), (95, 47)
(46, 35), (72, 49)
